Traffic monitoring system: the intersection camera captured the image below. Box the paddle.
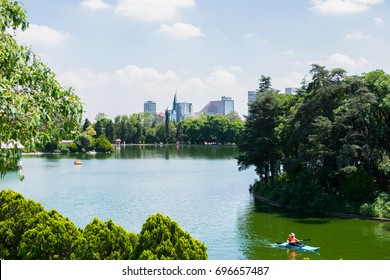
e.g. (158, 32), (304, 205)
(276, 239), (310, 245)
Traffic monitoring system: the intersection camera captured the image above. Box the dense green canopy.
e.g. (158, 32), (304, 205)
(0, 0), (83, 176)
(0, 190), (208, 259)
(238, 66), (390, 217)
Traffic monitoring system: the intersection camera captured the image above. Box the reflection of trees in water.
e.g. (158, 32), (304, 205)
(118, 145), (239, 160)
(235, 201), (288, 260)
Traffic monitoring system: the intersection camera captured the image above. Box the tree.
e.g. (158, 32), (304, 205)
(0, 190), (45, 258)
(0, 0), (83, 176)
(94, 135), (113, 152)
(135, 213), (207, 260)
(238, 90), (280, 183)
(84, 125), (97, 137)
(17, 210), (81, 260)
(82, 118), (91, 132)
(1, 190), (209, 259)
(105, 119), (115, 143)
(94, 120), (104, 137)
(73, 218), (137, 260)
(238, 66), (390, 214)
(75, 133), (94, 152)
(225, 111), (241, 122)
(258, 75), (272, 93)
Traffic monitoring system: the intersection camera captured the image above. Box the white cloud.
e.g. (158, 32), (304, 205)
(282, 50), (295, 55)
(229, 66), (242, 73)
(114, 65), (180, 85)
(326, 53), (369, 69)
(80, 0), (112, 10)
(56, 65), (249, 118)
(275, 72), (306, 90)
(13, 24), (70, 46)
(206, 67), (238, 87)
(114, 0), (196, 21)
(157, 22), (204, 39)
(310, 0), (383, 15)
(374, 16), (383, 25)
(58, 68), (111, 89)
(243, 33), (256, 39)
(343, 30), (373, 40)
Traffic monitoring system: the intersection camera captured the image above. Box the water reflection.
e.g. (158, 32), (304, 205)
(114, 145), (239, 160)
(237, 197), (390, 260)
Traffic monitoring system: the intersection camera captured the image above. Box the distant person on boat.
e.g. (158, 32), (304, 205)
(288, 233), (302, 246)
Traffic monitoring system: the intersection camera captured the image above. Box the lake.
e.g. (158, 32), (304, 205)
(1, 145), (389, 260)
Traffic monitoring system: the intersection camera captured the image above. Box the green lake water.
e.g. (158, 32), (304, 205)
(1, 145), (389, 260)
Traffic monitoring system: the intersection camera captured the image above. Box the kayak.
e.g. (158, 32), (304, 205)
(276, 242), (319, 252)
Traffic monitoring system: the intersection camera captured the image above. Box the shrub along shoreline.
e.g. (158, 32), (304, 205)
(251, 180), (390, 220)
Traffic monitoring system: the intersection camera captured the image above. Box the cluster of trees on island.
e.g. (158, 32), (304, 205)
(238, 68), (390, 218)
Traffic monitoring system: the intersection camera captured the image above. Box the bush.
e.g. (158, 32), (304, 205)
(75, 134), (94, 152)
(372, 192), (390, 218)
(17, 210), (81, 259)
(0, 190), (207, 260)
(57, 143), (70, 153)
(94, 135), (113, 153)
(68, 142), (78, 153)
(72, 218), (137, 260)
(135, 213), (208, 260)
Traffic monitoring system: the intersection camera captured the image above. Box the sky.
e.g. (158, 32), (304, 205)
(12, 0), (390, 120)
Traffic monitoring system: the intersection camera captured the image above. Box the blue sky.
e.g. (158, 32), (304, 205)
(13, 0), (390, 119)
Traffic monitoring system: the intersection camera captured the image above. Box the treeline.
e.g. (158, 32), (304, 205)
(238, 66), (390, 218)
(43, 112), (244, 153)
(0, 190), (207, 260)
(89, 112), (243, 145)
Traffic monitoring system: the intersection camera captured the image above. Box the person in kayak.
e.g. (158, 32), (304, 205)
(288, 233), (302, 246)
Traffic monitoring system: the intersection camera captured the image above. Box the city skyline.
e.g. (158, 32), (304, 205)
(144, 94), (233, 120)
(11, 0), (390, 120)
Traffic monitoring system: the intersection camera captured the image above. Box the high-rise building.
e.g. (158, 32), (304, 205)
(248, 90), (256, 104)
(144, 101), (156, 116)
(248, 90), (256, 114)
(198, 96), (234, 116)
(176, 102), (193, 121)
(285, 87), (298, 94)
(222, 96), (234, 115)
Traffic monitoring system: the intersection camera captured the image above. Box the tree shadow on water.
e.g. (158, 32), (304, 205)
(253, 199), (329, 225)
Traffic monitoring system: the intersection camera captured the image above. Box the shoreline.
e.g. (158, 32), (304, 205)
(252, 192), (390, 222)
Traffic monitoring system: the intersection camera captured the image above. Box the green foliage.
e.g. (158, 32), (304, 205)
(178, 114), (244, 144)
(237, 90), (280, 183)
(57, 143), (70, 153)
(94, 135), (113, 152)
(239, 66), (390, 217)
(72, 218), (137, 260)
(360, 192), (390, 218)
(342, 168), (373, 201)
(0, 190), (208, 259)
(1, 0), (83, 175)
(17, 210), (81, 259)
(136, 213), (207, 260)
(0, 189), (45, 258)
(74, 133), (94, 152)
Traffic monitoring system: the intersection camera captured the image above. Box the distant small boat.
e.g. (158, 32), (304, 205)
(74, 160), (82, 165)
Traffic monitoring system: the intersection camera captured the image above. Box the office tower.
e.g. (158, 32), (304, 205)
(144, 101), (156, 116)
(198, 96), (234, 116)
